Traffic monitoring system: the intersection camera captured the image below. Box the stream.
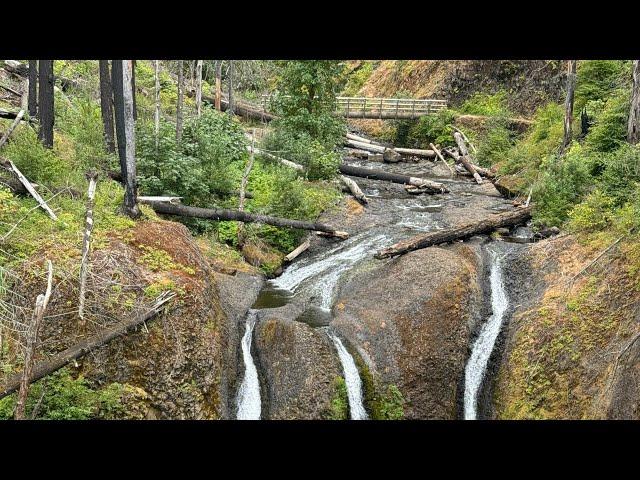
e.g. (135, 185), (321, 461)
(463, 246), (509, 420)
(235, 153), (523, 420)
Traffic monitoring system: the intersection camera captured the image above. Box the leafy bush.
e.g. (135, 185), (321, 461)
(342, 61), (377, 96)
(328, 376), (349, 420)
(475, 117), (515, 167)
(575, 60), (630, 112)
(584, 88), (630, 152)
(406, 109), (457, 148)
(567, 190), (616, 233)
(0, 368), (125, 420)
(137, 109), (247, 205)
(460, 91), (512, 117)
(597, 144), (640, 204)
(532, 145), (596, 227)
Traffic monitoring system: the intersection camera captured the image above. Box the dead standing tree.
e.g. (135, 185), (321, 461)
(14, 260), (53, 420)
(120, 60), (140, 218)
(628, 60), (640, 145)
(562, 60), (577, 152)
(27, 60), (37, 118)
(176, 60), (184, 142)
(195, 60), (203, 117)
(37, 60), (54, 148)
(99, 60), (116, 153)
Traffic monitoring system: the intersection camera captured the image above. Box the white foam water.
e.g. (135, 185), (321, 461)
(463, 248), (509, 420)
(327, 331), (368, 420)
(236, 311), (261, 420)
(270, 234), (390, 310)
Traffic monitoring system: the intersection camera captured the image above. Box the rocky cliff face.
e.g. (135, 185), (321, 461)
(493, 235), (640, 419)
(332, 242), (486, 419)
(253, 304), (343, 419)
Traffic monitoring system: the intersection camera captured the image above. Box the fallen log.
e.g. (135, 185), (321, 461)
(454, 132), (483, 184)
(375, 206), (532, 258)
(0, 83), (21, 97)
(346, 132), (387, 146)
(492, 177), (520, 199)
(246, 145), (305, 171)
(452, 126), (477, 154)
(202, 94), (277, 122)
(137, 196), (182, 204)
(3, 60), (82, 92)
(0, 108), (35, 123)
(141, 200), (348, 237)
(345, 138), (388, 154)
(394, 147), (436, 159)
(341, 175), (368, 205)
(0, 109), (24, 149)
(284, 239), (311, 263)
(0, 291), (176, 401)
(430, 143), (455, 176)
(1, 158), (57, 220)
(339, 163), (448, 194)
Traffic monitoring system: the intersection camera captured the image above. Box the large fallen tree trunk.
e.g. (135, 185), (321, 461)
(346, 132), (386, 146)
(142, 200), (348, 237)
(394, 147), (436, 159)
(345, 138), (389, 154)
(339, 163), (448, 194)
(201, 94), (277, 122)
(375, 206), (532, 258)
(0, 292), (176, 401)
(454, 132), (483, 184)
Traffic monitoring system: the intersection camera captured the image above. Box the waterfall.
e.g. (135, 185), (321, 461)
(236, 310), (261, 420)
(464, 248), (509, 420)
(270, 233), (389, 310)
(327, 331), (368, 420)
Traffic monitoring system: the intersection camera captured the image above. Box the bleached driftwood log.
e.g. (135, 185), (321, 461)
(339, 163), (448, 194)
(430, 143), (454, 175)
(284, 239), (311, 263)
(341, 175), (368, 205)
(454, 132), (483, 184)
(0, 158), (57, 220)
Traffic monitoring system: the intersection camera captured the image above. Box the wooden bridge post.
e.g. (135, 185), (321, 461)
(395, 98), (399, 117)
(379, 98), (383, 119)
(346, 97), (350, 118)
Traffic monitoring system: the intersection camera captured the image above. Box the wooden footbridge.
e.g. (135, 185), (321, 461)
(259, 95), (448, 120)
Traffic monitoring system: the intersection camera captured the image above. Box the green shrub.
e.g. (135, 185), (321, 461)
(475, 117), (515, 167)
(597, 144), (640, 204)
(575, 60), (630, 112)
(0, 368), (125, 420)
(532, 145), (596, 227)
(584, 88), (630, 152)
(377, 384), (404, 420)
(342, 61), (377, 96)
(328, 376), (349, 420)
(567, 190), (616, 233)
(407, 109), (457, 148)
(460, 91), (512, 117)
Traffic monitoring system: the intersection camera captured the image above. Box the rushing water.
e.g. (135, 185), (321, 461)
(270, 233), (390, 310)
(327, 330), (368, 420)
(236, 310), (261, 420)
(463, 247), (509, 420)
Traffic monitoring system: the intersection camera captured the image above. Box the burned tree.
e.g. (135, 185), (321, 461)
(99, 60), (116, 153)
(111, 60), (126, 176)
(562, 60), (577, 152)
(28, 60), (37, 118)
(37, 60), (54, 148)
(176, 60), (184, 142)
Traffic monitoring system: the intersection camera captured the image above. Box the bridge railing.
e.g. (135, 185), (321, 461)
(260, 95), (447, 119)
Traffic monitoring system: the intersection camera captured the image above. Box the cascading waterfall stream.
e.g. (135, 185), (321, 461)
(464, 247), (509, 420)
(236, 310), (261, 420)
(327, 331), (368, 420)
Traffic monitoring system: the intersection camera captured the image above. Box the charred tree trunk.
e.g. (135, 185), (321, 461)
(37, 60), (54, 149)
(628, 60), (640, 145)
(111, 60), (126, 176)
(121, 61), (140, 218)
(98, 60), (116, 154)
(562, 60), (577, 152)
(28, 60), (37, 118)
(375, 206), (533, 258)
(176, 60), (184, 142)
(339, 163), (448, 194)
(142, 200), (347, 236)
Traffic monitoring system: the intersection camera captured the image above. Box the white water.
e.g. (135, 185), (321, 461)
(327, 331), (368, 420)
(270, 233), (390, 310)
(236, 311), (261, 420)
(464, 248), (509, 420)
